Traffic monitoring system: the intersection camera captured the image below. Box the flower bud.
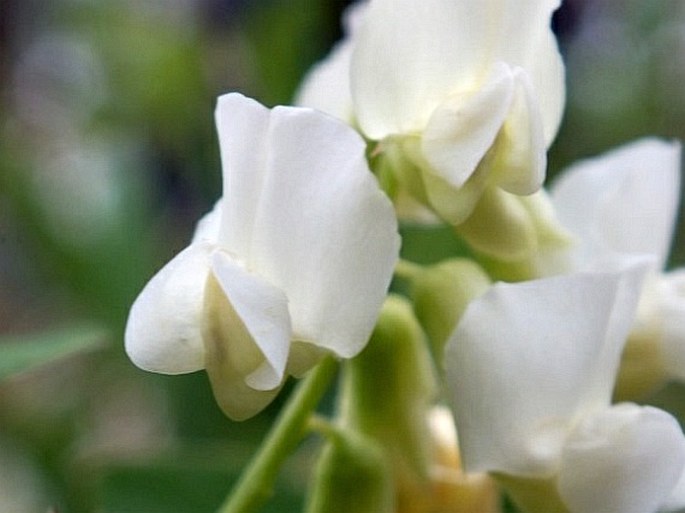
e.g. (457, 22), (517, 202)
(613, 273), (680, 401)
(459, 190), (574, 281)
(613, 325), (666, 402)
(306, 426), (394, 513)
(456, 187), (538, 262)
(340, 295), (437, 507)
(426, 407), (502, 513)
(409, 259), (491, 366)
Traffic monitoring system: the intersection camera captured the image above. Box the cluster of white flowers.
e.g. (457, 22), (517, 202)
(125, 1), (685, 512)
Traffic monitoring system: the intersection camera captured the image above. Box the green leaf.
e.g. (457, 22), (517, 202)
(0, 323), (107, 379)
(101, 451), (304, 513)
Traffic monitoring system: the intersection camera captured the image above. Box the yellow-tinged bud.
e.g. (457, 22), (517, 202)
(424, 407), (502, 513)
(410, 259), (491, 367)
(340, 295), (437, 509)
(305, 425), (394, 513)
(460, 190), (574, 282)
(456, 187), (538, 262)
(613, 325), (667, 402)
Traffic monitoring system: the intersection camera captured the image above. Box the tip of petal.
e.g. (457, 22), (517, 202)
(125, 244), (212, 375)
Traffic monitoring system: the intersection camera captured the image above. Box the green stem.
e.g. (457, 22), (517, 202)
(216, 357), (338, 513)
(394, 259), (423, 281)
(307, 414), (340, 441)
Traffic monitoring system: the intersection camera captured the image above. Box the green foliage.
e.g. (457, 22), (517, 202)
(0, 323), (107, 380)
(101, 456), (303, 513)
(245, 0), (331, 105)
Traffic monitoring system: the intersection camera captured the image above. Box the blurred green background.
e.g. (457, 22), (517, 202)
(1, 0), (685, 511)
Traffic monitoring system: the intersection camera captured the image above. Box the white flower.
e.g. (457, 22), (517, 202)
(550, 138), (681, 271)
(293, 1), (367, 124)
(549, 138), (685, 388)
(297, 0), (565, 224)
(444, 262), (685, 513)
(125, 93), (400, 420)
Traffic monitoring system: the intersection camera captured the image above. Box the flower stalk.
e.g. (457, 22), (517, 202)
(216, 356), (338, 513)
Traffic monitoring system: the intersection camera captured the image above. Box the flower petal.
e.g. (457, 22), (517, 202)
(524, 28), (565, 146)
(661, 463), (685, 512)
(492, 0), (564, 144)
(214, 93), (271, 257)
(208, 249), (291, 392)
(293, 1), (368, 121)
(351, 0), (495, 138)
(214, 92), (400, 359)
(191, 199), (222, 244)
(421, 63), (515, 189)
(293, 38), (354, 122)
(494, 69), (546, 196)
(350, 0), (562, 140)
(444, 261), (648, 477)
(419, 148), (492, 225)
(203, 250), (291, 420)
(125, 242), (211, 374)
(551, 138), (682, 269)
(558, 403), (685, 513)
